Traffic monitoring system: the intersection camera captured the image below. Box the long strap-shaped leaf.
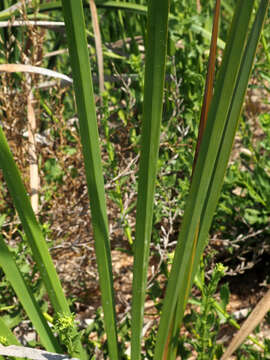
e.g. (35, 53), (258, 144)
(0, 129), (70, 315)
(154, 1), (255, 358)
(0, 237), (61, 353)
(161, 0), (269, 356)
(60, 1), (119, 359)
(170, 5), (270, 353)
(164, 2), (221, 358)
(176, 2), (270, 349)
(0, 2), (226, 50)
(195, 1), (269, 357)
(191, 0), (270, 312)
(0, 113), (86, 358)
(131, 1), (169, 359)
(192, 0), (221, 175)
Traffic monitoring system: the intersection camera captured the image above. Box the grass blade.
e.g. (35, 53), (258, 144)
(165, 2), (221, 358)
(60, 1), (119, 358)
(161, 0), (268, 353)
(130, 1), (170, 358)
(0, 318), (20, 360)
(0, 318), (20, 346)
(154, 1), (255, 358)
(191, 0), (270, 306)
(0, 127), (70, 316)
(0, 237), (61, 353)
(0, 2), (226, 51)
(0, 118), (85, 359)
(96, 1), (146, 14)
(171, 0), (269, 346)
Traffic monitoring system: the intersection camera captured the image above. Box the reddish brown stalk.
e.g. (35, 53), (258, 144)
(162, 322), (173, 360)
(192, 0), (221, 176)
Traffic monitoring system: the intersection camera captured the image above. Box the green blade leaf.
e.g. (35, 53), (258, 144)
(0, 127), (70, 316)
(190, 0), (270, 326)
(0, 237), (61, 353)
(173, 0), (270, 344)
(131, 0), (169, 359)
(0, 318), (20, 360)
(0, 110), (85, 360)
(60, 1), (119, 359)
(0, 318), (20, 346)
(154, 0), (255, 358)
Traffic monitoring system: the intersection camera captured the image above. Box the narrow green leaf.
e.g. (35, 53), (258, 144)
(60, 1), (119, 359)
(167, 2), (221, 356)
(0, 1), (146, 18)
(0, 317), (21, 360)
(0, 127), (70, 316)
(0, 318), (20, 345)
(96, 1), (146, 13)
(175, 0), (270, 339)
(191, 0), (270, 317)
(131, 1), (169, 359)
(0, 120), (85, 359)
(0, 237), (61, 353)
(0, 2), (226, 51)
(154, 1), (255, 358)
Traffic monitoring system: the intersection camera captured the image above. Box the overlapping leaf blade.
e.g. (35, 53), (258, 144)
(154, 1), (256, 358)
(169, 1), (270, 357)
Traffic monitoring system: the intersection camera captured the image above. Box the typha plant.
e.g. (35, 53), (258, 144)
(0, 0), (269, 359)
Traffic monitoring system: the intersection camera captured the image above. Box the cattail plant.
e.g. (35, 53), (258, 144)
(0, 0), (269, 359)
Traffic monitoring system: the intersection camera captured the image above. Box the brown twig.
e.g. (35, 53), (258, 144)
(26, 87), (39, 214)
(192, 0), (221, 176)
(89, 0), (105, 101)
(221, 288), (270, 359)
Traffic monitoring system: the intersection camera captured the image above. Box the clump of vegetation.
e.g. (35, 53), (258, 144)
(0, 0), (269, 359)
